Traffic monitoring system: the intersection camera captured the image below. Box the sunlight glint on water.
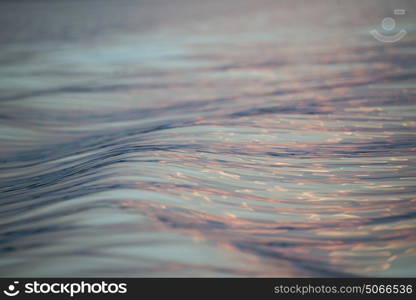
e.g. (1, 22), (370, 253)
(0, 0), (415, 276)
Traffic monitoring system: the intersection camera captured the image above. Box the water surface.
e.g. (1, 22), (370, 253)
(0, 0), (416, 276)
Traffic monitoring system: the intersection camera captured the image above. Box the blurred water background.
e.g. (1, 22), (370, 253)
(0, 0), (416, 276)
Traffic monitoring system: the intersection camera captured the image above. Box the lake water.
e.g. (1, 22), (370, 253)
(0, 0), (415, 277)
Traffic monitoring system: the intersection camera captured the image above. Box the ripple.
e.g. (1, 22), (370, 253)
(0, 0), (416, 277)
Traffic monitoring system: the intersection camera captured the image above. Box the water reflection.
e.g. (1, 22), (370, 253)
(0, 0), (415, 276)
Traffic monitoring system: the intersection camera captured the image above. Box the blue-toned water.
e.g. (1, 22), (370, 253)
(1, 0), (416, 276)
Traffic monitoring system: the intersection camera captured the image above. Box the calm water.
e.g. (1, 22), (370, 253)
(1, 0), (416, 276)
